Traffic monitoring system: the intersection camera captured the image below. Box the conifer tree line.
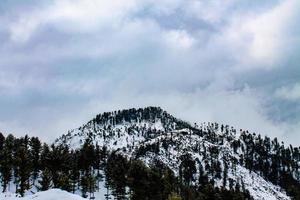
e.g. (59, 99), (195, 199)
(0, 132), (251, 199)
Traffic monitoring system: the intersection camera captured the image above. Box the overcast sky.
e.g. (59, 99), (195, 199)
(0, 0), (299, 145)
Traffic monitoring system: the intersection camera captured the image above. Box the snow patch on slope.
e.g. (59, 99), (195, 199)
(230, 166), (290, 200)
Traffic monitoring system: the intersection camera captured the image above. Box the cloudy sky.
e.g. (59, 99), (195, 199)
(0, 0), (299, 145)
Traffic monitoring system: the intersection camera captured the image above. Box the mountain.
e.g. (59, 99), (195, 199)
(0, 106), (299, 200)
(55, 106), (300, 200)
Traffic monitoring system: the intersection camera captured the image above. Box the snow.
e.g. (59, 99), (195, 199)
(0, 189), (86, 200)
(54, 117), (295, 200)
(60, 120), (165, 152)
(229, 166), (290, 200)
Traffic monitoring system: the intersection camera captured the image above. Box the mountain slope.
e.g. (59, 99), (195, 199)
(56, 106), (300, 200)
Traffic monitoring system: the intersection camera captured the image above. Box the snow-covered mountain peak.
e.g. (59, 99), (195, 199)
(56, 106), (191, 148)
(54, 107), (299, 200)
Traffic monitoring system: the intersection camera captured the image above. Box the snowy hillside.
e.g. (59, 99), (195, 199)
(56, 107), (299, 200)
(0, 107), (299, 200)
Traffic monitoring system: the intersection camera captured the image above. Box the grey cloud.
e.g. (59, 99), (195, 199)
(0, 0), (299, 146)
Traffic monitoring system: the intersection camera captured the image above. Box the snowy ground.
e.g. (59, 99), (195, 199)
(0, 169), (116, 200)
(0, 189), (85, 200)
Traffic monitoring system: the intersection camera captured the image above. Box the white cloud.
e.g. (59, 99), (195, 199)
(164, 29), (195, 49)
(9, 16), (39, 43)
(143, 0), (183, 16)
(0, 0), (299, 146)
(275, 83), (300, 101)
(0, 83), (297, 145)
(243, 0), (298, 66)
(185, 0), (237, 24)
(9, 0), (140, 42)
(226, 0), (300, 69)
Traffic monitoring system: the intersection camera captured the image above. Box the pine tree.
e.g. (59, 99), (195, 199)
(223, 161), (228, 188)
(29, 137), (42, 182)
(0, 134), (14, 192)
(38, 168), (52, 191)
(80, 175), (89, 198)
(70, 150), (80, 193)
(15, 139), (32, 197)
(106, 153), (128, 199)
(78, 139), (97, 198)
(162, 168), (177, 199)
(179, 154), (196, 186)
(45, 144), (72, 188)
(40, 143), (50, 169)
(0, 132), (4, 151)
(127, 160), (149, 200)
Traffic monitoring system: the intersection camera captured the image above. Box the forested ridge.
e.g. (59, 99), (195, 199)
(0, 107), (299, 199)
(0, 133), (250, 199)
